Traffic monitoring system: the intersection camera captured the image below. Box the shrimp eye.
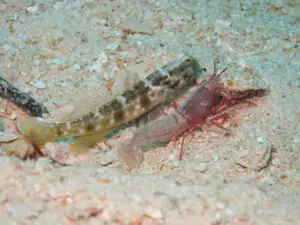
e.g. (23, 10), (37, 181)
(184, 58), (192, 65)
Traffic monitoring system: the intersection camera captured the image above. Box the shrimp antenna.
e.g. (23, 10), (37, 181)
(212, 58), (228, 78)
(213, 59), (217, 76)
(209, 59), (228, 82)
(216, 67), (228, 78)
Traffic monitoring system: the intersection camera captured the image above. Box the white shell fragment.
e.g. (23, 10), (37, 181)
(257, 136), (265, 143)
(31, 79), (46, 89)
(26, 4), (39, 13)
(106, 43), (119, 52)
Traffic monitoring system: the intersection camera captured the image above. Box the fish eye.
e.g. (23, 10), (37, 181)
(184, 58), (192, 65)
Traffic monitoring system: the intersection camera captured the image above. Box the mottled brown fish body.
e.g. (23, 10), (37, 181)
(18, 55), (204, 147)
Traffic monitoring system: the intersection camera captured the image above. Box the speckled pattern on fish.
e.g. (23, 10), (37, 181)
(17, 55), (204, 150)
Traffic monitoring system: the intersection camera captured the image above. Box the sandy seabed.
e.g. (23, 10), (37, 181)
(0, 0), (299, 224)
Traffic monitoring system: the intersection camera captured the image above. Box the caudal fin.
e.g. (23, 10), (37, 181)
(17, 117), (56, 146)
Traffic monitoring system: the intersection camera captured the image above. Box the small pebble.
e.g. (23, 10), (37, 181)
(135, 56), (144, 63)
(271, 158), (280, 166)
(193, 163), (207, 173)
(73, 63), (81, 71)
(27, 4), (39, 13)
(292, 137), (300, 144)
(145, 208), (163, 220)
(257, 136), (265, 143)
(215, 38), (222, 46)
(106, 43), (119, 52)
(31, 79), (46, 89)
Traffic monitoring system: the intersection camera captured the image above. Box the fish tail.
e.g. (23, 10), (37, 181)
(17, 117), (56, 146)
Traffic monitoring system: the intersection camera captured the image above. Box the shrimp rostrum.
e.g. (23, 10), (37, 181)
(117, 60), (269, 169)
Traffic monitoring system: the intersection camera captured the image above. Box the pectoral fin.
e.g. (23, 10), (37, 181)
(68, 129), (111, 153)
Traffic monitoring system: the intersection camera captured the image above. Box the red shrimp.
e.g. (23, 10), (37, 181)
(117, 61), (268, 169)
